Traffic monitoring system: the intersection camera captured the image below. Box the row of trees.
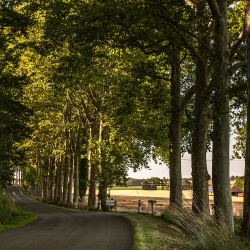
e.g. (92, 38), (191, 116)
(2, 0), (250, 234)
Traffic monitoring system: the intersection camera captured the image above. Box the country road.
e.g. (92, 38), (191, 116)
(0, 186), (133, 250)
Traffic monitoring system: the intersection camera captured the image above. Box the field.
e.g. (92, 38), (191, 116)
(107, 189), (244, 215)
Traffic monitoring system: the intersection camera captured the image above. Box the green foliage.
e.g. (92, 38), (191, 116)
(0, 1), (33, 186)
(235, 176), (244, 191)
(0, 1), (247, 215)
(142, 180), (157, 190)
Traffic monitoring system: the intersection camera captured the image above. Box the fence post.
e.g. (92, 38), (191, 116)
(138, 200), (142, 213)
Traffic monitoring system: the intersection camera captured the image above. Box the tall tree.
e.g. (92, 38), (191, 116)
(243, 0), (250, 236)
(0, 0), (31, 187)
(208, 0), (233, 231)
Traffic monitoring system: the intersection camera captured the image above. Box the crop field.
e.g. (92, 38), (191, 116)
(106, 189), (243, 216)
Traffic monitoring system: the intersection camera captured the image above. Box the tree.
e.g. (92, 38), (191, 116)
(243, 0), (250, 236)
(0, 1), (32, 187)
(206, 0), (233, 231)
(235, 176), (244, 191)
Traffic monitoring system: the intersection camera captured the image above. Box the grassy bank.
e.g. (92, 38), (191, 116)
(123, 213), (189, 250)
(0, 188), (37, 232)
(124, 211), (250, 250)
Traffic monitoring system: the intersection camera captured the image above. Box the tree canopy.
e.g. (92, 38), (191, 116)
(1, 0), (250, 233)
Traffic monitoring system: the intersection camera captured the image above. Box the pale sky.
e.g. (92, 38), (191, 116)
(128, 154), (245, 179)
(128, 137), (245, 179)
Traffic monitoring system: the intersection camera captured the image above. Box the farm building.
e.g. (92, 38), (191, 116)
(230, 185), (244, 197)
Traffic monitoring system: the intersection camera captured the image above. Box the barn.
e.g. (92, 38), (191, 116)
(230, 185), (244, 197)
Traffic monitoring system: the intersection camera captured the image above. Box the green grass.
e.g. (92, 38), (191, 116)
(123, 213), (189, 250)
(0, 188), (37, 232)
(123, 209), (250, 250)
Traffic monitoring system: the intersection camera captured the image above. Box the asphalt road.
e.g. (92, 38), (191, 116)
(0, 186), (134, 250)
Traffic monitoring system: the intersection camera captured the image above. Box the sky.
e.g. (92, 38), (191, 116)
(128, 137), (245, 179)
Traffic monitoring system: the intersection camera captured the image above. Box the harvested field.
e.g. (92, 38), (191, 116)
(107, 190), (243, 216)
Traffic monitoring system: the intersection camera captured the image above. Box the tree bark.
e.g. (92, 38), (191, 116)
(73, 129), (80, 206)
(49, 156), (55, 202)
(67, 153), (74, 205)
(97, 116), (109, 211)
(191, 44), (210, 216)
(88, 124), (96, 208)
(209, 0), (234, 231)
(62, 151), (69, 204)
(62, 97), (71, 205)
(243, 0), (250, 236)
(169, 49), (182, 207)
(54, 154), (63, 204)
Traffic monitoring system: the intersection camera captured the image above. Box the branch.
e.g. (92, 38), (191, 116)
(80, 97), (93, 123)
(228, 83), (247, 97)
(86, 88), (100, 112)
(229, 61), (247, 74)
(229, 29), (245, 63)
(180, 85), (196, 112)
(158, 13), (214, 57)
(206, 0), (221, 19)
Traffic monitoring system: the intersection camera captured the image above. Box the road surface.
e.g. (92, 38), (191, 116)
(0, 186), (133, 250)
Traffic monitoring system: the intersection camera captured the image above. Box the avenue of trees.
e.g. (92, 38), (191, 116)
(2, 0), (250, 234)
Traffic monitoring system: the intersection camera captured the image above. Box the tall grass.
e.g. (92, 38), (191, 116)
(161, 204), (248, 250)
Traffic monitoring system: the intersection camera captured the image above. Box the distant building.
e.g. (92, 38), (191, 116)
(230, 185), (244, 197)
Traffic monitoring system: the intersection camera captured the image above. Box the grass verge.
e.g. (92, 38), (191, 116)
(161, 207), (250, 250)
(123, 213), (189, 250)
(123, 210), (250, 250)
(0, 188), (37, 232)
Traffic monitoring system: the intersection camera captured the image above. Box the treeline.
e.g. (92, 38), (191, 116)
(127, 177), (170, 190)
(2, 0), (250, 234)
(127, 177), (191, 190)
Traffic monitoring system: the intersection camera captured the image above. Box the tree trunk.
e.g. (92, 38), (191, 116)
(243, 0), (250, 236)
(73, 152), (79, 206)
(53, 157), (59, 202)
(97, 116), (109, 211)
(67, 154), (74, 205)
(49, 156), (55, 202)
(98, 181), (108, 211)
(62, 98), (71, 205)
(73, 129), (80, 206)
(79, 156), (88, 201)
(209, 0), (233, 231)
(62, 146), (69, 204)
(191, 45), (210, 216)
(54, 154), (63, 203)
(169, 49), (182, 207)
(88, 124), (96, 208)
